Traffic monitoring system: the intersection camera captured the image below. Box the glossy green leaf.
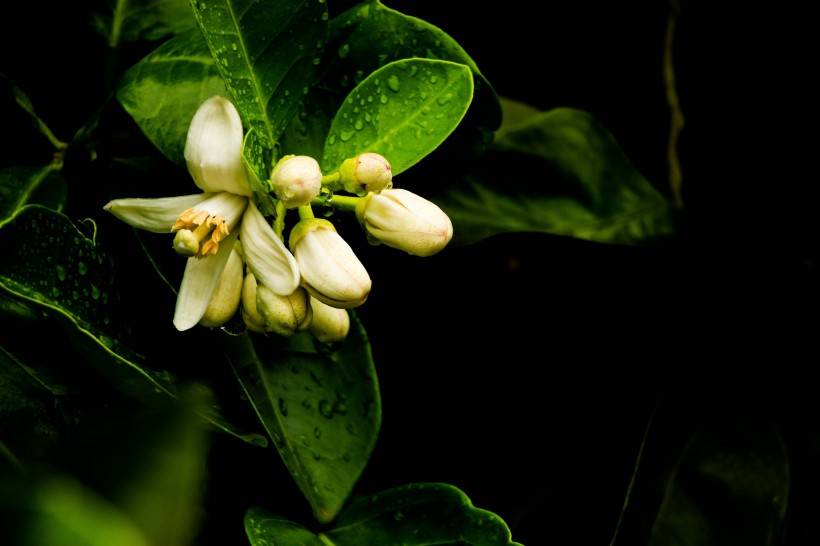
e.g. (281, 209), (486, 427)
(91, 0), (197, 45)
(0, 166), (67, 223)
(226, 313), (380, 524)
(321, 58), (473, 176)
(245, 483), (524, 545)
(190, 0), (328, 184)
(116, 29), (229, 164)
(0, 205), (266, 447)
(434, 104), (680, 246)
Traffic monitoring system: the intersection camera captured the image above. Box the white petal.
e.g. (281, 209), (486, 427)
(173, 229), (239, 331)
(240, 200), (300, 296)
(103, 194), (211, 233)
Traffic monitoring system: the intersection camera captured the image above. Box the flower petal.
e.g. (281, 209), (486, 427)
(240, 200), (300, 296)
(173, 229), (239, 331)
(103, 194), (212, 233)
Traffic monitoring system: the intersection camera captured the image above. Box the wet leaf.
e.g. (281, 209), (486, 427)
(0, 166), (67, 223)
(225, 313), (380, 524)
(245, 483), (523, 545)
(91, 0), (197, 45)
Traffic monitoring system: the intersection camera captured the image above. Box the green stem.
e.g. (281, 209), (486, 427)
(297, 204), (315, 221)
(321, 172), (341, 191)
(273, 200), (287, 240)
(320, 194), (360, 212)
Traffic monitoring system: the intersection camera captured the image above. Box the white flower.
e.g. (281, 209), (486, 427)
(103, 96), (300, 331)
(339, 152), (393, 196)
(270, 155), (323, 209)
(355, 188), (453, 256)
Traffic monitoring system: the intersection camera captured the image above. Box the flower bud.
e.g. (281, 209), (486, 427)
(355, 188), (453, 257)
(289, 218), (371, 308)
(184, 95), (252, 197)
(308, 296), (350, 344)
(241, 271), (268, 333)
(270, 155), (323, 209)
(199, 244), (244, 328)
(256, 285), (312, 337)
(339, 152), (392, 196)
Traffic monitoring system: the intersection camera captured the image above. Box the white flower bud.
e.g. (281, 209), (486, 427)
(256, 285), (312, 337)
(339, 152), (393, 196)
(355, 188), (453, 257)
(270, 155), (323, 209)
(199, 245), (244, 328)
(241, 271), (268, 333)
(184, 95), (252, 197)
(289, 218), (371, 308)
(308, 296), (350, 344)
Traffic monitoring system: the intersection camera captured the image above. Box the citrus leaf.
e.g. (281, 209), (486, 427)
(225, 313), (380, 524)
(321, 58), (473, 176)
(244, 483), (524, 545)
(0, 166), (67, 224)
(91, 0), (198, 45)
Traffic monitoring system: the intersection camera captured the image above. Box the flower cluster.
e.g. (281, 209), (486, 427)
(104, 95), (452, 344)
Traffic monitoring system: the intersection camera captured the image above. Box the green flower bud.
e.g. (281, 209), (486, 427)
(184, 96), (252, 197)
(339, 152), (393, 196)
(199, 245), (244, 328)
(241, 271), (268, 333)
(289, 218), (371, 308)
(256, 285), (313, 337)
(270, 155), (323, 209)
(308, 296), (350, 344)
(355, 188), (453, 257)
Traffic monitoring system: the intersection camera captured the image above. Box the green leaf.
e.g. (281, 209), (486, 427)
(116, 29), (229, 164)
(0, 205), (266, 447)
(190, 0), (328, 184)
(225, 313), (380, 524)
(434, 104), (680, 246)
(244, 483), (524, 545)
(0, 166), (67, 223)
(91, 0), (198, 46)
(321, 58), (474, 176)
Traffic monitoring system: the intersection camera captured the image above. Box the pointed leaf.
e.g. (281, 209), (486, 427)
(116, 29), (229, 164)
(0, 205), (266, 447)
(434, 104), (680, 246)
(321, 58), (473, 176)
(244, 483), (524, 545)
(190, 0), (328, 183)
(225, 313), (380, 523)
(0, 166), (67, 223)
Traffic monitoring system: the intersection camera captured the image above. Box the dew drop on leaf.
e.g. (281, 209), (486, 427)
(387, 75), (400, 92)
(379, 94), (388, 104)
(78, 261), (87, 275)
(56, 265), (66, 281)
(318, 400), (334, 418)
(278, 398), (288, 416)
(313, 426), (321, 439)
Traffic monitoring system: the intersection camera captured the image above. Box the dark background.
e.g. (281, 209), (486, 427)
(2, 1), (817, 545)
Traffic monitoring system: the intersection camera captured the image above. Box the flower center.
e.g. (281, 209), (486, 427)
(171, 192), (247, 258)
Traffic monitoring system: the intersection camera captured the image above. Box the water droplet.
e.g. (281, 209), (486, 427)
(321, 12), (328, 21)
(379, 94), (388, 104)
(313, 426), (321, 438)
(340, 130), (354, 142)
(231, 43), (238, 51)
(71, 290), (79, 300)
(337, 43), (350, 59)
(301, 398), (312, 409)
(387, 75), (400, 92)
(56, 265), (66, 281)
(51, 286), (60, 298)
(394, 511), (404, 521)
(354, 120), (363, 130)
(430, 75), (438, 84)
(78, 261), (87, 275)
(328, 134), (337, 146)
(318, 400), (334, 418)
(332, 401), (348, 415)
(279, 398), (288, 416)
(437, 93), (453, 105)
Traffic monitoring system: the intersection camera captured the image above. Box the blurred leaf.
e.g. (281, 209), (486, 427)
(225, 313), (380, 524)
(245, 483), (524, 545)
(0, 166), (67, 223)
(321, 58), (474, 177)
(91, 0), (198, 45)
(611, 406), (789, 546)
(116, 28), (228, 164)
(434, 104), (680, 246)
(190, 0), (328, 185)
(0, 205), (266, 447)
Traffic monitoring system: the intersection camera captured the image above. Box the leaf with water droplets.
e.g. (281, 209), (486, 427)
(190, 0), (329, 184)
(226, 312), (380, 524)
(244, 483), (523, 545)
(0, 205), (266, 448)
(91, 0), (198, 45)
(322, 58), (473, 176)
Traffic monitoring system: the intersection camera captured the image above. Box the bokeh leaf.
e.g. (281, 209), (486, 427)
(91, 0), (198, 45)
(321, 58), (473, 176)
(226, 313), (380, 524)
(434, 104), (680, 246)
(116, 28), (229, 164)
(0, 166), (67, 223)
(245, 483), (524, 545)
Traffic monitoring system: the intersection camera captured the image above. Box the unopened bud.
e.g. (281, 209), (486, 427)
(270, 155), (322, 208)
(256, 285), (312, 337)
(308, 296), (350, 344)
(199, 245), (244, 328)
(289, 218), (371, 308)
(339, 152), (392, 196)
(355, 188), (453, 257)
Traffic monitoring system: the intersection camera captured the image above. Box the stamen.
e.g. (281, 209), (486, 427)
(170, 193), (247, 258)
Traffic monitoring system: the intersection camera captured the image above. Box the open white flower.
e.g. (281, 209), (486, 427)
(103, 95), (300, 331)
